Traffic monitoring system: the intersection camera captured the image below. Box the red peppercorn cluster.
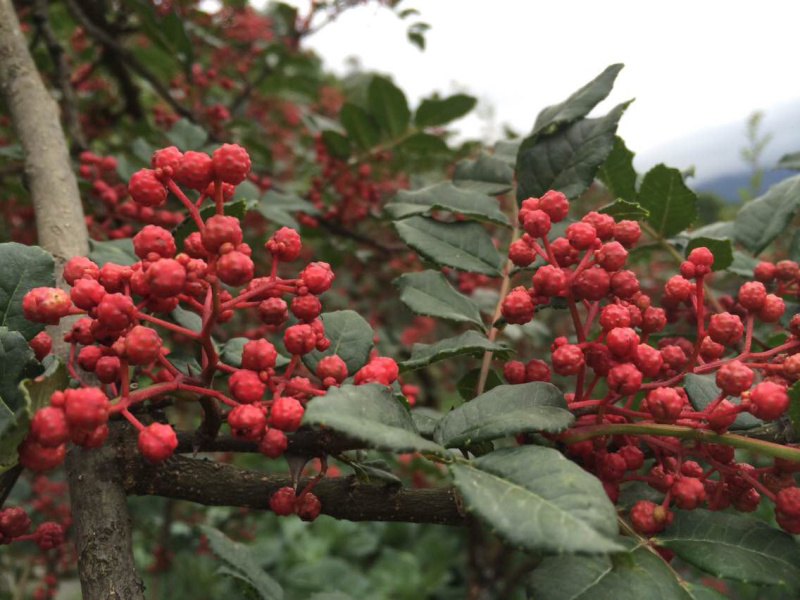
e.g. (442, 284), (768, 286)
(496, 190), (800, 535)
(0, 504), (64, 551)
(309, 134), (408, 223)
(21, 144), (396, 522)
(78, 151), (184, 240)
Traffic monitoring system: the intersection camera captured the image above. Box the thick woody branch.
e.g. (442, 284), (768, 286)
(119, 436), (464, 526)
(0, 3), (143, 596)
(175, 428), (363, 457)
(0, 0), (88, 266)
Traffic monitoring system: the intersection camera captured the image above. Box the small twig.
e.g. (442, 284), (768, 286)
(229, 63), (271, 114)
(64, 0), (197, 123)
(32, 0), (87, 153)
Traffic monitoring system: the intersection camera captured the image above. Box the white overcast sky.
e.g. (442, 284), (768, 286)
(259, 0), (800, 181)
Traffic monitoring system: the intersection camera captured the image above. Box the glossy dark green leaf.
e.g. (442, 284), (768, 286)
(453, 153), (514, 195)
(411, 407), (443, 437)
(258, 189), (318, 230)
(451, 446), (622, 554)
(597, 136), (637, 201)
(493, 140), (521, 166)
(395, 132), (449, 155)
(386, 182), (509, 226)
(399, 330), (511, 372)
(727, 250), (760, 277)
(0, 243), (55, 340)
(395, 217), (504, 275)
(303, 310), (374, 377)
(302, 383), (447, 455)
(198, 525), (283, 600)
(684, 238), (733, 271)
(340, 103), (380, 150)
(734, 175), (800, 255)
(683, 373), (761, 429)
(456, 368), (503, 400)
(598, 199), (649, 221)
(321, 130), (351, 160)
(87, 238), (137, 267)
(533, 64), (624, 135)
(166, 118), (208, 151)
(1, 358), (66, 473)
(434, 382), (572, 448)
(516, 101), (630, 202)
(0, 330), (49, 471)
(656, 509), (800, 590)
(415, 94), (477, 128)
(367, 77), (410, 139)
(529, 538), (695, 600)
(395, 270), (484, 329)
(637, 164), (698, 238)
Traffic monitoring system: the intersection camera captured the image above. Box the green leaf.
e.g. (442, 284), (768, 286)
(166, 118), (208, 151)
(728, 250), (760, 277)
(173, 197), (255, 248)
(340, 103), (380, 150)
(516, 101), (630, 202)
(257, 189), (318, 230)
(399, 330), (511, 373)
(415, 94), (477, 128)
(368, 76), (410, 139)
(637, 164), (698, 238)
(395, 132), (449, 155)
(777, 151), (800, 171)
(395, 270), (484, 329)
(434, 382), (572, 448)
(302, 383), (447, 455)
(529, 538), (694, 600)
(533, 64), (624, 135)
(385, 182), (509, 226)
(171, 306), (202, 333)
(394, 217), (504, 276)
(0, 358), (67, 472)
(688, 221), (735, 239)
(407, 31), (425, 50)
(789, 230), (800, 264)
(457, 368), (503, 400)
(321, 130), (351, 160)
(198, 525), (283, 600)
(0, 243), (55, 340)
(493, 140), (521, 166)
(684, 238), (733, 271)
(683, 373), (761, 430)
(302, 310), (374, 377)
(450, 446), (622, 554)
(597, 136), (637, 201)
(734, 175), (800, 255)
(88, 238), (137, 267)
(598, 199), (649, 221)
(411, 407), (442, 437)
(452, 153), (514, 196)
(0, 331), (48, 471)
(309, 592), (355, 600)
(656, 509), (800, 590)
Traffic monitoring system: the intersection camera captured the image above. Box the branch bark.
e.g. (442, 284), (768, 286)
(0, 3), (144, 597)
(120, 430), (463, 526)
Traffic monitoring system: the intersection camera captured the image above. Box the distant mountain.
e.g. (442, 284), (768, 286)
(693, 168), (795, 202)
(635, 98), (800, 201)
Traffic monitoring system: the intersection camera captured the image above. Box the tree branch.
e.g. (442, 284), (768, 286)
(31, 0), (87, 153)
(119, 431), (464, 526)
(64, 0), (197, 123)
(0, 3), (143, 596)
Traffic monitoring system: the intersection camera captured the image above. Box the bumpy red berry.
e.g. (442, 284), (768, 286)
(29, 331), (52, 361)
(202, 215), (243, 253)
(63, 256), (99, 285)
(269, 396), (304, 431)
(211, 143), (251, 185)
(300, 262), (334, 294)
(316, 355), (348, 387)
(217, 250), (254, 287)
(138, 422), (178, 463)
(671, 477), (706, 510)
(23, 287), (72, 324)
(552, 344), (584, 375)
(228, 369), (266, 404)
(228, 404), (267, 441)
(522, 209), (551, 238)
(269, 487), (296, 515)
(34, 522), (64, 550)
(241, 339), (277, 371)
(532, 265), (566, 296)
(501, 288), (534, 324)
(708, 312), (744, 346)
(595, 241), (628, 271)
(266, 227), (302, 261)
(354, 357), (399, 386)
(133, 225), (176, 259)
(538, 190), (569, 222)
(128, 168), (167, 207)
(283, 323), (317, 355)
(125, 325), (163, 365)
(715, 361), (753, 396)
(746, 381), (789, 420)
(295, 492), (321, 521)
(174, 151), (213, 190)
(0, 506), (30, 538)
(645, 387), (684, 423)
(630, 500), (672, 535)
(614, 220), (641, 248)
(259, 428), (288, 458)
